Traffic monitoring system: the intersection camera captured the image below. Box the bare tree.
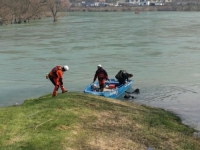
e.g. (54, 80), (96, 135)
(0, 0), (6, 10)
(46, 0), (60, 22)
(3, 0), (31, 24)
(0, 0), (9, 25)
(46, 0), (70, 22)
(24, 0), (47, 23)
(195, 0), (200, 10)
(0, 0), (47, 25)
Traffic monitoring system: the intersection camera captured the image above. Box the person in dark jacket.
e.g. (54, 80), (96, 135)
(93, 64), (109, 92)
(115, 70), (133, 86)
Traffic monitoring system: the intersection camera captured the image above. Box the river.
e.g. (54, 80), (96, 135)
(1, 12), (200, 131)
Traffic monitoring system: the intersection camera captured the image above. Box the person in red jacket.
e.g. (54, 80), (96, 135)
(93, 64), (109, 92)
(46, 65), (68, 97)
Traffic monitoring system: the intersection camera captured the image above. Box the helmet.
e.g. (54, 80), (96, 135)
(97, 64), (102, 68)
(63, 65), (69, 71)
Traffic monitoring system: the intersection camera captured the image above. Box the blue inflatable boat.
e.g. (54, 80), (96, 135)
(83, 79), (133, 99)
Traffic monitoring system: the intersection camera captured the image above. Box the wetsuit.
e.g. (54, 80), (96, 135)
(115, 70), (130, 86)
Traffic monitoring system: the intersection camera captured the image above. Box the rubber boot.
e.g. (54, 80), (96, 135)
(61, 85), (67, 93)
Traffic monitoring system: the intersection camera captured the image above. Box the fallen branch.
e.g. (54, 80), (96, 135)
(27, 111), (40, 118)
(33, 119), (53, 132)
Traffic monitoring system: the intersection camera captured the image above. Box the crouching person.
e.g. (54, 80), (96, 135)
(46, 65), (69, 97)
(115, 70), (133, 86)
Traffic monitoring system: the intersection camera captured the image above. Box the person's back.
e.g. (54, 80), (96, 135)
(115, 70), (126, 80)
(115, 70), (132, 86)
(49, 66), (63, 78)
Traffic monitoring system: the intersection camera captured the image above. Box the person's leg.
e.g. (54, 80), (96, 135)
(99, 79), (105, 92)
(99, 84), (104, 92)
(49, 77), (57, 96)
(52, 85), (59, 97)
(49, 77), (56, 86)
(117, 79), (124, 86)
(60, 85), (67, 93)
(52, 78), (59, 97)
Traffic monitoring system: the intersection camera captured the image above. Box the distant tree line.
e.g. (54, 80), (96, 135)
(0, 0), (70, 25)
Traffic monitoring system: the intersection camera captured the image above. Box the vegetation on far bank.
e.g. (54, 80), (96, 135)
(0, 92), (200, 150)
(68, 5), (200, 12)
(1, 0), (200, 26)
(0, 0), (70, 25)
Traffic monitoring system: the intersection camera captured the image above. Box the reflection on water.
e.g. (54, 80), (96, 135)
(1, 12), (200, 131)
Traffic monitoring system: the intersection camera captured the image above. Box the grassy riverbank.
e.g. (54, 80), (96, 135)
(0, 92), (200, 150)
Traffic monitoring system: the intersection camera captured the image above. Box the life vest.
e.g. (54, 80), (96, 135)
(97, 69), (106, 80)
(49, 66), (62, 78)
(98, 72), (105, 80)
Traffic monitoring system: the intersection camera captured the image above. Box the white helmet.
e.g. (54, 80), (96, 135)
(97, 64), (102, 68)
(63, 65), (69, 71)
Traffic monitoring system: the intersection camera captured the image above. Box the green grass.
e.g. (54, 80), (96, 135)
(0, 92), (200, 150)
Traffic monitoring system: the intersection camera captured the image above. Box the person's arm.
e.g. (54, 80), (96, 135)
(59, 78), (63, 85)
(104, 70), (109, 80)
(126, 73), (129, 81)
(57, 70), (64, 85)
(93, 71), (97, 83)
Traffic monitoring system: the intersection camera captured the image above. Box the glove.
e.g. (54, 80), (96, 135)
(46, 73), (49, 79)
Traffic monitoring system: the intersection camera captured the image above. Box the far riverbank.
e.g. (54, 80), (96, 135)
(68, 5), (200, 12)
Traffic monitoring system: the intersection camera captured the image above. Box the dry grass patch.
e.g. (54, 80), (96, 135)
(89, 135), (146, 150)
(5, 136), (24, 146)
